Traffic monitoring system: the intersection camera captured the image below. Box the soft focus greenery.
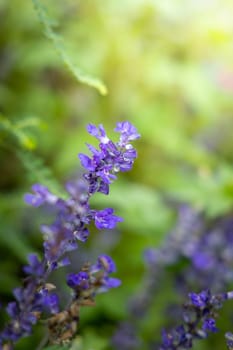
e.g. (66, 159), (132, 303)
(1, 0), (233, 349)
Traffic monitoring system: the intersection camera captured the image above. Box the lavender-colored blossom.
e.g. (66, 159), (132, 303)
(186, 216), (233, 290)
(192, 251), (215, 271)
(67, 271), (89, 289)
(23, 253), (45, 277)
(188, 290), (211, 308)
(87, 123), (110, 143)
(44, 256), (121, 345)
(25, 180), (91, 269)
(0, 278), (59, 344)
(94, 208), (123, 230)
(39, 289), (60, 315)
(23, 122), (139, 268)
(103, 276), (121, 289)
(115, 121), (141, 144)
(41, 220), (78, 269)
(24, 184), (57, 207)
(79, 121), (140, 195)
(202, 318), (218, 333)
(79, 153), (96, 172)
(96, 254), (116, 273)
(160, 326), (192, 349)
(67, 255), (121, 295)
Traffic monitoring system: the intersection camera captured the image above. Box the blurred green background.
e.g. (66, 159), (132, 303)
(1, 0), (233, 349)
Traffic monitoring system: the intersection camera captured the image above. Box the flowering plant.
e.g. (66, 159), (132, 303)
(2, 122), (233, 350)
(0, 121), (140, 350)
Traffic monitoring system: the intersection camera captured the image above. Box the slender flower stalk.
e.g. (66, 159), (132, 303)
(0, 121), (140, 349)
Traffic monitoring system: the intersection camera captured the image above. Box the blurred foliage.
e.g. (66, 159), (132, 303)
(1, 0), (233, 349)
(32, 0), (107, 95)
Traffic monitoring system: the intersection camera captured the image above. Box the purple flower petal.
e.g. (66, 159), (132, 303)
(78, 153), (95, 171)
(202, 318), (218, 333)
(94, 208), (123, 230)
(97, 255), (116, 273)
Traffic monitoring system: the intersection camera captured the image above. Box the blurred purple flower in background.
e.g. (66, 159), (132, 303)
(112, 204), (233, 349)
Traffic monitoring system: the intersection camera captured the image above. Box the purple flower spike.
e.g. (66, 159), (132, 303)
(79, 121), (140, 196)
(0, 122), (139, 348)
(44, 293), (59, 314)
(94, 208), (123, 230)
(157, 289), (233, 349)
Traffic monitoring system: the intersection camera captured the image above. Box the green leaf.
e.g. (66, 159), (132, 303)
(43, 346), (69, 350)
(0, 226), (33, 261)
(17, 150), (67, 198)
(32, 0), (107, 95)
(69, 331), (108, 350)
(0, 114), (43, 150)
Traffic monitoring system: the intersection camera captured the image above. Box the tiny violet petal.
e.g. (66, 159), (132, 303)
(104, 277), (121, 289)
(94, 208), (123, 230)
(78, 154), (95, 171)
(24, 193), (44, 207)
(87, 123), (99, 137)
(97, 255), (116, 273)
(202, 318), (218, 333)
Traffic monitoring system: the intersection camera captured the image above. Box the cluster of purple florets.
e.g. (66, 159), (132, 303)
(79, 122), (139, 195)
(67, 254), (121, 293)
(0, 121), (140, 349)
(159, 290), (233, 349)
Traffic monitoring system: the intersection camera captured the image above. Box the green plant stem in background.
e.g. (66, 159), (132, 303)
(32, 0), (107, 95)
